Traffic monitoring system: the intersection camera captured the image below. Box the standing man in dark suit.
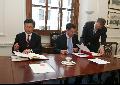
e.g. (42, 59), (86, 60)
(80, 18), (111, 84)
(12, 19), (42, 54)
(55, 23), (79, 54)
(80, 18), (107, 55)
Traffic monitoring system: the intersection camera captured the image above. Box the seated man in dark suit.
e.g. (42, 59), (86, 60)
(55, 23), (79, 54)
(12, 19), (42, 54)
(80, 18), (107, 55)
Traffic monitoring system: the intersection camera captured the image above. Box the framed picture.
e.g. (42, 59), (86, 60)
(107, 11), (120, 29)
(109, 0), (120, 10)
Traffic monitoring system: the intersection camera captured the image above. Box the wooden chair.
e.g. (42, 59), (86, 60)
(103, 42), (118, 56)
(98, 42), (119, 84)
(50, 32), (61, 47)
(117, 43), (120, 54)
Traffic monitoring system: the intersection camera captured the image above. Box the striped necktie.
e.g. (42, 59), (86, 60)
(27, 34), (30, 47)
(27, 34), (30, 43)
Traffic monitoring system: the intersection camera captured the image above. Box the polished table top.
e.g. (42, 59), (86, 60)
(0, 54), (120, 84)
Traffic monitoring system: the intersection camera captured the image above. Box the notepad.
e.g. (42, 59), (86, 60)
(29, 63), (55, 73)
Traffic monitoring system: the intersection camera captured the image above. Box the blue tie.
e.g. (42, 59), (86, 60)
(67, 38), (73, 54)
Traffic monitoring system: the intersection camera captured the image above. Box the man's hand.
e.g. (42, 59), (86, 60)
(23, 49), (31, 54)
(98, 45), (105, 56)
(60, 50), (68, 55)
(73, 48), (78, 53)
(14, 43), (19, 51)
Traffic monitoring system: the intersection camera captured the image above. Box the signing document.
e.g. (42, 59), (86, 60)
(76, 43), (90, 52)
(73, 43), (90, 57)
(73, 44), (100, 57)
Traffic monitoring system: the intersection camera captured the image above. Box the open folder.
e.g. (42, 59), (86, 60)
(11, 51), (49, 61)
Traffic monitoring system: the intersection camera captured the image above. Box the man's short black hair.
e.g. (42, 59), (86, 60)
(97, 18), (106, 26)
(66, 23), (76, 30)
(24, 19), (35, 28)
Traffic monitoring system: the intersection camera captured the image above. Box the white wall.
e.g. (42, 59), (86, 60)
(0, 0), (25, 43)
(0, 0), (4, 36)
(0, 0), (25, 56)
(78, 0), (99, 39)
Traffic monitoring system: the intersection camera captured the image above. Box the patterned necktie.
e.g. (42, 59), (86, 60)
(67, 38), (73, 54)
(27, 34), (30, 47)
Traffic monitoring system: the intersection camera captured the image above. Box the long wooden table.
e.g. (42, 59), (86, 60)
(0, 54), (120, 84)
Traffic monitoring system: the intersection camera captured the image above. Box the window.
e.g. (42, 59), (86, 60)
(39, 9), (44, 20)
(48, 0), (51, 4)
(26, 0), (79, 34)
(39, 0), (45, 3)
(68, 0), (72, 6)
(39, 26), (44, 30)
(48, 10), (50, 20)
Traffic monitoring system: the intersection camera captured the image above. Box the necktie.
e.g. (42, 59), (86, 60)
(93, 29), (97, 35)
(67, 38), (73, 54)
(27, 34), (30, 47)
(27, 34), (30, 43)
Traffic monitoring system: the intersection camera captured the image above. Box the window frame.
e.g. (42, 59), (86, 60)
(26, 0), (79, 35)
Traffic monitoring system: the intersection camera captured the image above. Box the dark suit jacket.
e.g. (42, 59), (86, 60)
(54, 33), (79, 53)
(12, 32), (42, 54)
(80, 21), (107, 52)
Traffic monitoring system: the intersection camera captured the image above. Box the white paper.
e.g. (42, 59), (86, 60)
(29, 63), (55, 73)
(11, 56), (29, 61)
(76, 43), (90, 52)
(28, 53), (48, 60)
(72, 53), (88, 57)
(88, 58), (110, 64)
(13, 51), (48, 60)
(13, 51), (29, 57)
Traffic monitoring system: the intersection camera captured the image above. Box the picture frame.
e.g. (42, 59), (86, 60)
(109, 0), (120, 10)
(107, 11), (120, 29)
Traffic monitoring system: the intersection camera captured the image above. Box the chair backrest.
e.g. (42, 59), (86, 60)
(50, 32), (61, 47)
(117, 43), (120, 55)
(103, 42), (118, 56)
